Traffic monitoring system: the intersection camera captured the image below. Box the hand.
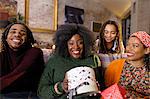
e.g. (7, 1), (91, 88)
(62, 77), (68, 93)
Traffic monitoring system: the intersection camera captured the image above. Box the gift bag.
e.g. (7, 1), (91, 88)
(101, 83), (126, 99)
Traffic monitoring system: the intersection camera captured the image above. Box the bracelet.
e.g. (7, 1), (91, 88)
(54, 82), (63, 95)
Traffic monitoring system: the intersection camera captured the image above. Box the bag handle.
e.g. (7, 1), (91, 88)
(94, 54), (101, 67)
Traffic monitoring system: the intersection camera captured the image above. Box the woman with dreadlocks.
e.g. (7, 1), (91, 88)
(0, 22), (45, 98)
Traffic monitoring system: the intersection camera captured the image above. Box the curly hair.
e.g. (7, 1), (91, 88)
(0, 22), (35, 52)
(53, 23), (94, 58)
(99, 20), (120, 54)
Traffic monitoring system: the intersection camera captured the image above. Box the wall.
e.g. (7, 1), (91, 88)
(0, 0), (121, 44)
(131, 0), (150, 33)
(57, 0), (121, 39)
(58, 0), (120, 29)
(33, 32), (54, 43)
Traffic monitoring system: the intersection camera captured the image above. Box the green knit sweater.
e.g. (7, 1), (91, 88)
(38, 54), (100, 99)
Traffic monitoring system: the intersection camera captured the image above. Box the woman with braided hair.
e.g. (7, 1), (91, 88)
(0, 22), (45, 98)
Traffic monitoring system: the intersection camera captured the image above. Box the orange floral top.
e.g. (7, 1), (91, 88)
(119, 62), (150, 98)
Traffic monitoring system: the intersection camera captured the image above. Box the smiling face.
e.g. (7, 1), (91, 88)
(67, 34), (84, 59)
(126, 36), (147, 61)
(104, 24), (117, 43)
(6, 24), (27, 51)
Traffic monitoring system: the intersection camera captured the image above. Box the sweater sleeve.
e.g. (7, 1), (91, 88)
(38, 59), (64, 99)
(0, 47), (45, 91)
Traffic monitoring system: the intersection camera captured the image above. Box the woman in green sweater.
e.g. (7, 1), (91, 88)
(38, 24), (104, 99)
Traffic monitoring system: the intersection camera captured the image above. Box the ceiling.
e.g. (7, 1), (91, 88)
(99, 0), (132, 18)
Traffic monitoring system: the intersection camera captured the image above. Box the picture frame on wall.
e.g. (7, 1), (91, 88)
(25, 0), (58, 32)
(91, 21), (102, 32)
(65, 5), (84, 24)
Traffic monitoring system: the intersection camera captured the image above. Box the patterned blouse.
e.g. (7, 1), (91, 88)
(119, 61), (150, 98)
